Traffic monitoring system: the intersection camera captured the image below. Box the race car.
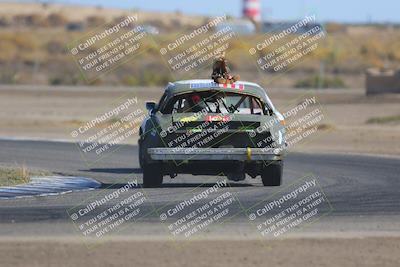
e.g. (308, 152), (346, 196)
(138, 79), (286, 187)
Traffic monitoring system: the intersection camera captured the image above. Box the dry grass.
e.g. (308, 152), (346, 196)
(0, 165), (51, 187)
(0, 6), (399, 88)
(366, 115), (400, 124)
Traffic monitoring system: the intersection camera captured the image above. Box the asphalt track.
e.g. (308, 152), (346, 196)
(0, 139), (399, 238)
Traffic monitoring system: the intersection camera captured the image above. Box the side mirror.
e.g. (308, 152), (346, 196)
(145, 101), (156, 112)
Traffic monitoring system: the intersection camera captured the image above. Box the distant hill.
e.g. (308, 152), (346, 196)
(0, 2), (207, 27)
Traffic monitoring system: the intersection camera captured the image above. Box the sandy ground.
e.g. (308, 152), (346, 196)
(0, 85), (399, 156)
(0, 237), (399, 267)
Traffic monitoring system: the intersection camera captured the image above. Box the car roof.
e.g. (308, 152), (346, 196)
(166, 79), (267, 99)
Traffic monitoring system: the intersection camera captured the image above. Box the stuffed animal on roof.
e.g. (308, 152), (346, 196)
(211, 53), (240, 84)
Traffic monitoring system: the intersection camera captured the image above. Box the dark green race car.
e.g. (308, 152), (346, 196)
(139, 79), (286, 188)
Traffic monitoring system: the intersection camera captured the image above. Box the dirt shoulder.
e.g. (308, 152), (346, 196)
(0, 236), (399, 267)
(0, 85), (399, 156)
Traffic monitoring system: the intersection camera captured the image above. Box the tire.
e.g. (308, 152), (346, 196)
(261, 161), (283, 186)
(138, 143), (145, 169)
(143, 164), (163, 188)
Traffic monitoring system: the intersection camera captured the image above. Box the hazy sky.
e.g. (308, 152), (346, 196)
(14, 0), (400, 23)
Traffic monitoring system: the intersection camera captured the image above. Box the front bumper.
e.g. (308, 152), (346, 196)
(148, 147), (283, 161)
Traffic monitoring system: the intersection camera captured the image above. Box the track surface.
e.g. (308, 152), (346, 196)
(0, 139), (399, 237)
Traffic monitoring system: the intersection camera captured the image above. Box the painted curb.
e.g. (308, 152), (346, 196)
(0, 176), (101, 199)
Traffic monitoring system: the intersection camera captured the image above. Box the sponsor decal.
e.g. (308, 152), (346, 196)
(189, 82), (245, 91)
(206, 115), (231, 122)
(219, 83), (244, 91)
(179, 116), (199, 122)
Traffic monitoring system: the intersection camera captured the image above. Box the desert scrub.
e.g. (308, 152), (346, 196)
(366, 115), (400, 125)
(295, 75), (346, 89)
(0, 166), (51, 187)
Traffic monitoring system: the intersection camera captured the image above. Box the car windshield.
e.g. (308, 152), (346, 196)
(162, 91), (266, 115)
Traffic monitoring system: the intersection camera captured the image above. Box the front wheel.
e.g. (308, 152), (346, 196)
(142, 164), (163, 188)
(138, 143), (145, 169)
(261, 161), (283, 186)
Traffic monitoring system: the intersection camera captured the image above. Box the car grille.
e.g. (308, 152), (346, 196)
(160, 121), (273, 148)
